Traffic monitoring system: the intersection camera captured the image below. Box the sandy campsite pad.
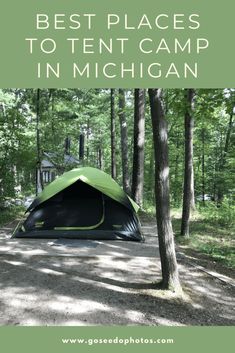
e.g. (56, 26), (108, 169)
(0, 222), (234, 326)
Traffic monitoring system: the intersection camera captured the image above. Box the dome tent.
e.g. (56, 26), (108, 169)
(13, 167), (143, 241)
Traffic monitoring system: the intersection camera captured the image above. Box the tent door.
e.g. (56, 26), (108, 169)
(53, 194), (105, 230)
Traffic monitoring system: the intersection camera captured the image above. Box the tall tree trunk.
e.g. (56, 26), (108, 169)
(132, 89), (145, 207)
(148, 88), (181, 292)
(181, 89), (195, 237)
(173, 130), (180, 205)
(36, 88), (44, 195)
(79, 134), (85, 161)
(191, 166), (195, 209)
(118, 89), (130, 193)
(223, 111), (234, 159)
(217, 110), (234, 203)
(149, 140), (155, 202)
(110, 89), (117, 179)
(202, 127), (205, 204)
(98, 147), (102, 169)
(49, 89), (56, 146)
(86, 118), (90, 162)
(64, 136), (71, 155)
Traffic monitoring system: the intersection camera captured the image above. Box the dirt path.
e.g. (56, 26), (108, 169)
(0, 221), (234, 326)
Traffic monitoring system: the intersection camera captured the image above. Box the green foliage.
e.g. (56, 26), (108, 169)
(1, 88), (234, 206)
(166, 88), (235, 206)
(198, 201), (235, 227)
(173, 205), (235, 268)
(0, 206), (24, 227)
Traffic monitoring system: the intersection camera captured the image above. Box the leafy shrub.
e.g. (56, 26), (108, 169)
(198, 200), (235, 228)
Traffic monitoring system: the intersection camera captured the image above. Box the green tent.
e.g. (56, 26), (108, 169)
(13, 167), (143, 241)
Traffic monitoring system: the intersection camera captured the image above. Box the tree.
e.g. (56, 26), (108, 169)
(201, 126), (206, 204)
(1, 87), (234, 224)
(181, 89), (195, 237)
(35, 88), (44, 195)
(148, 88), (181, 292)
(132, 89), (145, 207)
(110, 89), (116, 179)
(217, 90), (234, 203)
(118, 89), (130, 193)
(79, 133), (85, 161)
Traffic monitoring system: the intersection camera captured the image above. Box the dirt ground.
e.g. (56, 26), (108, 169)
(0, 221), (234, 326)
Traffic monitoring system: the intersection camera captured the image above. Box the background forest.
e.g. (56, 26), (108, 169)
(0, 88), (234, 271)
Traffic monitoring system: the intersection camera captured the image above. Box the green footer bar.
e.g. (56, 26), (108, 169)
(0, 327), (233, 353)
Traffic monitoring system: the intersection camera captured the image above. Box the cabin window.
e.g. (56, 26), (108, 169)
(42, 171), (50, 183)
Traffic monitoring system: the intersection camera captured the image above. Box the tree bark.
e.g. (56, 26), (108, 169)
(217, 110), (234, 203)
(181, 89), (195, 237)
(132, 89), (145, 207)
(86, 118), (90, 162)
(110, 89), (117, 179)
(49, 89), (57, 146)
(223, 112), (234, 159)
(148, 88), (181, 292)
(118, 89), (130, 193)
(202, 127), (205, 204)
(148, 140), (155, 202)
(36, 88), (44, 195)
(173, 130), (180, 205)
(98, 147), (102, 169)
(79, 134), (85, 160)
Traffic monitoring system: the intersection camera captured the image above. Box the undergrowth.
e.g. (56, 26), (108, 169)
(0, 206), (24, 227)
(142, 201), (235, 269)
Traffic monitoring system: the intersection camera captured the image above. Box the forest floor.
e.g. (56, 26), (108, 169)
(0, 219), (234, 326)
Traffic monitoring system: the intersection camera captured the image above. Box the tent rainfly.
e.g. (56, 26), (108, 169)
(13, 167), (143, 241)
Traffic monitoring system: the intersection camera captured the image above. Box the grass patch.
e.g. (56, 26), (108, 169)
(141, 203), (235, 269)
(0, 206), (24, 227)
(172, 206), (235, 269)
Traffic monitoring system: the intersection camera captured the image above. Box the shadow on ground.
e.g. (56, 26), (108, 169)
(0, 222), (234, 326)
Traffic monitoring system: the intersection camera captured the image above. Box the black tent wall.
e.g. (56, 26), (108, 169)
(14, 180), (143, 241)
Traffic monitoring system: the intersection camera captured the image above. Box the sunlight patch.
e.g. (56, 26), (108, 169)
(4, 260), (25, 266)
(38, 268), (64, 275)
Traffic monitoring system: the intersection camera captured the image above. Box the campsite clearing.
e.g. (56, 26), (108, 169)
(0, 220), (234, 326)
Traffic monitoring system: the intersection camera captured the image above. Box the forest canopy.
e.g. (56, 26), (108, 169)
(0, 88), (234, 208)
